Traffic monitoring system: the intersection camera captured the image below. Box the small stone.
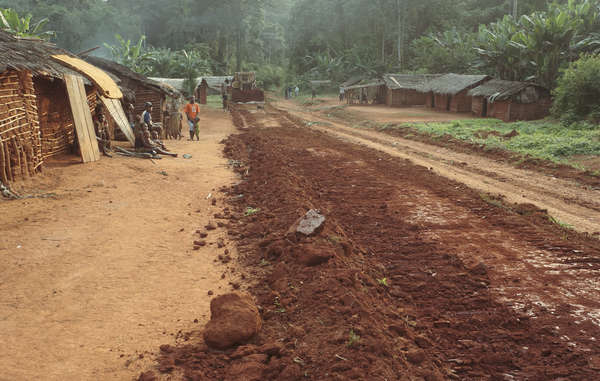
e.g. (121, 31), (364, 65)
(293, 209), (325, 236)
(206, 223), (217, 231)
(194, 240), (206, 247)
(208, 290), (214, 296)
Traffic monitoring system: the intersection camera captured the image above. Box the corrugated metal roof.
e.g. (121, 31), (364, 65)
(197, 76), (233, 91)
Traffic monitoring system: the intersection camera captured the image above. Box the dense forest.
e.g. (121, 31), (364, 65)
(1, 1), (600, 95)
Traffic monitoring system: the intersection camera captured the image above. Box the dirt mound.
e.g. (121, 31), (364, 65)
(146, 108), (600, 380)
(203, 293), (262, 350)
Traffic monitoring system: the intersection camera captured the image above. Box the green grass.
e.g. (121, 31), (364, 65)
(386, 118), (600, 166)
(205, 95), (224, 109)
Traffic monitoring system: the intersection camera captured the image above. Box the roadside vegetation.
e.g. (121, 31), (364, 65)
(390, 119), (600, 166)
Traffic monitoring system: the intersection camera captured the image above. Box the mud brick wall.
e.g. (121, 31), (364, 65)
(471, 96), (485, 117)
(387, 89), (427, 107)
(134, 86), (164, 125)
(0, 70), (43, 183)
(449, 90), (472, 113)
(509, 99), (551, 122)
(434, 94), (450, 111)
(35, 77), (77, 159)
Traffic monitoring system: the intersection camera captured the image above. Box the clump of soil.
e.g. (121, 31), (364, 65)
(203, 293), (262, 350)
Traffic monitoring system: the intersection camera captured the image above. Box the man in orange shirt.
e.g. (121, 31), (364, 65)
(184, 96), (201, 141)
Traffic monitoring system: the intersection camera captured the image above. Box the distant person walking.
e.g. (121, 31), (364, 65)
(294, 86), (299, 97)
(184, 96), (201, 141)
(221, 79), (229, 111)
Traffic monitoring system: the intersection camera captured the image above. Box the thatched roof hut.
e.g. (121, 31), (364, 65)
(0, 31), (90, 83)
(467, 79), (551, 122)
(84, 56), (180, 127)
(419, 73), (491, 112)
(383, 74), (442, 107)
(419, 74), (490, 95)
(340, 75), (364, 90)
(344, 79), (386, 105)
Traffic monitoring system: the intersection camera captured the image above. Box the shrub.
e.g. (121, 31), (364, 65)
(552, 54), (600, 125)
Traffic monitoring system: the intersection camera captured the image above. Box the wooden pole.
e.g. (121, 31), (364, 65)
(0, 138), (8, 185)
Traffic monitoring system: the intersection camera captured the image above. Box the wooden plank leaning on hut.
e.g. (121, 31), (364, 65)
(64, 74), (100, 163)
(100, 96), (135, 145)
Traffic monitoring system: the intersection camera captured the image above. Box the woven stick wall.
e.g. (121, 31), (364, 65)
(0, 70), (43, 184)
(35, 77), (76, 159)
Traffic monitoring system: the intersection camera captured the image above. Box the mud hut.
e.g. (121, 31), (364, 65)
(420, 74), (491, 112)
(344, 79), (386, 105)
(467, 80), (551, 122)
(84, 56), (180, 127)
(383, 74), (442, 107)
(0, 31), (99, 183)
(195, 76), (233, 104)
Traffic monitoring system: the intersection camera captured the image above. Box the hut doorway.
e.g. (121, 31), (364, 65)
(482, 98), (488, 117)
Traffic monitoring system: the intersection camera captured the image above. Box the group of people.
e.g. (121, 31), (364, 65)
(91, 93), (209, 159)
(284, 85), (300, 99)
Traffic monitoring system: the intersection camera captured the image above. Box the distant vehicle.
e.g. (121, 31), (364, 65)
(231, 72), (264, 103)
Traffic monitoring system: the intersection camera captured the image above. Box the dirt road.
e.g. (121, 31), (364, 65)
(273, 98), (600, 235)
(0, 108), (237, 380)
(154, 105), (600, 380)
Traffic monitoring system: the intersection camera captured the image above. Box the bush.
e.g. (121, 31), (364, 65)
(552, 54), (600, 125)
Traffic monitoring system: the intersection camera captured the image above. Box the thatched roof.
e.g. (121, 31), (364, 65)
(341, 75), (364, 89)
(467, 79), (547, 102)
(0, 30), (89, 82)
(419, 73), (491, 95)
(197, 76), (233, 92)
(344, 79), (385, 90)
(383, 74), (442, 91)
(84, 56), (180, 98)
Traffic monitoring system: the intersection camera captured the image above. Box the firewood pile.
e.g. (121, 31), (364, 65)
(0, 70), (43, 184)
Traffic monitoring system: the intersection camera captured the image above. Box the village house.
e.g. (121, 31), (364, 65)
(195, 76), (233, 104)
(383, 74), (441, 107)
(0, 31), (133, 184)
(420, 73), (491, 113)
(344, 79), (386, 105)
(468, 79), (551, 122)
(84, 56), (180, 129)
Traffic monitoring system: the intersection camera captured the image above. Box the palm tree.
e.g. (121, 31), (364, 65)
(0, 8), (54, 40)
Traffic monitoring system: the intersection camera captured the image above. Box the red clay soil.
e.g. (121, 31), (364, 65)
(145, 107), (600, 380)
(381, 125), (600, 189)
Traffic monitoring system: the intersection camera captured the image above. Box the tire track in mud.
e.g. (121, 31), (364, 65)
(272, 102), (600, 236)
(150, 107), (600, 380)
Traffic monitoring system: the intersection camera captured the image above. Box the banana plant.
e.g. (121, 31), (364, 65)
(104, 35), (153, 75)
(0, 8), (54, 40)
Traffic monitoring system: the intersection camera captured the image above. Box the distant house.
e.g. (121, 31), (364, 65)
(85, 56), (181, 127)
(344, 79), (386, 105)
(383, 74), (442, 107)
(420, 74), (491, 112)
(468, 80), (551, 122)
(195, 76), (233, 104)
(340, 75), (364, 91)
